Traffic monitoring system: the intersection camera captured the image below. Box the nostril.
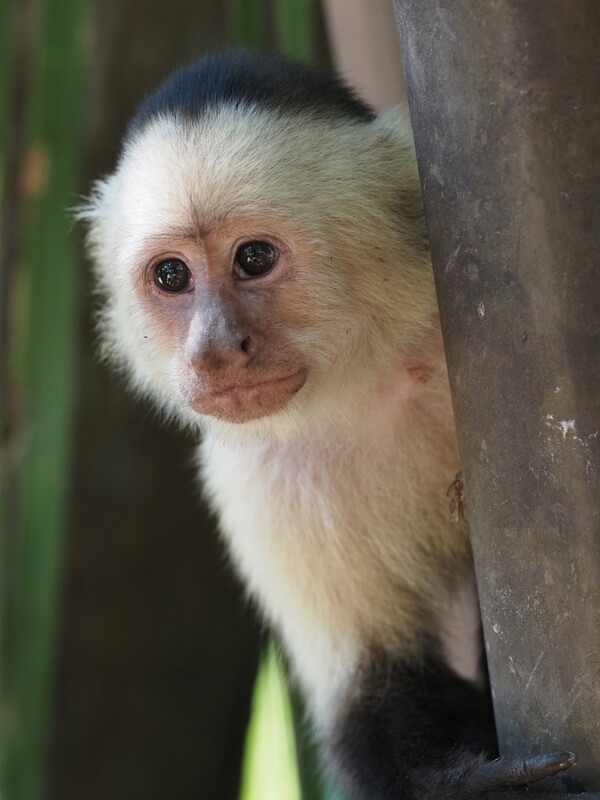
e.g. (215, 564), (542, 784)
(240, 336), (251, 354)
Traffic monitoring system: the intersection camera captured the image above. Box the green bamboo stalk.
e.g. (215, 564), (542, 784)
(0, 3), (14, 793)
(1, 0), (23, 788)
(239, 645), (301, 800)
(273, 0), (314, 61)
(2, 0), (89, 796)
(0, 1), (13, 192)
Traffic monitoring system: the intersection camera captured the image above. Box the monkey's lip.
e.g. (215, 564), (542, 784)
(190, 368), (307, 422)
(211, 369), (306, 396)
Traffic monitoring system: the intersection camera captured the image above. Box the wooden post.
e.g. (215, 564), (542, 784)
(394, 0), (600, 791)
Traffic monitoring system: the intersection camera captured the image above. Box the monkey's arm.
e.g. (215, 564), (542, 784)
(330, 652), (594, 800)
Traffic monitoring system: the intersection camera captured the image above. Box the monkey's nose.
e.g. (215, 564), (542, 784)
(189, 335), (253, 375)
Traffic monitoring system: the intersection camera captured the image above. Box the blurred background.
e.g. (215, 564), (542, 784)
(0, 1), (404, 798)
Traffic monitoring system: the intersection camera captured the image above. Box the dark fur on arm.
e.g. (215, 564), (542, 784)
(330, 653), (583, 799)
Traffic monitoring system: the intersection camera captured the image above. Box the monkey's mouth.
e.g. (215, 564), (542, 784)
(189, 368), (307, 422)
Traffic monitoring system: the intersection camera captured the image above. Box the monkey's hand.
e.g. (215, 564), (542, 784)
(411, 751), (600, 799)
(334, 657), (599, 800)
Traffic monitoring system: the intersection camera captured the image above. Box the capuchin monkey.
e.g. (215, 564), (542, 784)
(81, 51), (584, 799)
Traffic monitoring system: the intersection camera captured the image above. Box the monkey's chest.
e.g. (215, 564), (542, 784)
(201, 433), (475, 715)
(201, 435), (463, 637)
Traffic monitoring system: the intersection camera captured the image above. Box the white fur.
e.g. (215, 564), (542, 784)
(200, 362), (469, 730)
(83, 100), (477, 736)
(440, 576), (483, 686)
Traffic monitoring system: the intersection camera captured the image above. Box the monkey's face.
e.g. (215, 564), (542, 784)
(128, 214), (317, 424)
(85, 109), (431, 431)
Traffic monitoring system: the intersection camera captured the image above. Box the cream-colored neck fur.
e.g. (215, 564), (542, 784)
(200, 323), (469, 731)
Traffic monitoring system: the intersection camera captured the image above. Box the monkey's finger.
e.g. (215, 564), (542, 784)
(560, 795), (600, 799)
(469, 751), (576, 788)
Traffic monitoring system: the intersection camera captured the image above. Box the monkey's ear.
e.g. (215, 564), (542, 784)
(376, 104), (411, 127)
(370, 107), (430, 253)
(369, 104), (417, 174)
(372, 104), (413, 143)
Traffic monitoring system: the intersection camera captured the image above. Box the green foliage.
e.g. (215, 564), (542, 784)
(239, 645), (302, 800)
(0, 0), (89, 797)
(239, 646), (347, 800)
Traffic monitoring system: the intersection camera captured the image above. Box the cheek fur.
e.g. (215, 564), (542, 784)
(137, 295), (188, 360)
(108, 284), (191, 407)
(268, 259), (358, 373)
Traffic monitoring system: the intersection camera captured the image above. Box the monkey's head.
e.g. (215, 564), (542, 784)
(82, 51), (433, 439)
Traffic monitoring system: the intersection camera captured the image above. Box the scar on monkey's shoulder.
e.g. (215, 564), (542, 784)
(404, 360), (435, 384)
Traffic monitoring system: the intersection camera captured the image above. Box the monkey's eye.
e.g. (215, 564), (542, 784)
(235, 241), (277, 278)
(154, 258), (191, 292)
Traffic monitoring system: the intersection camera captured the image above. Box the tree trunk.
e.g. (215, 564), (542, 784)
(394, 0), (600, 791)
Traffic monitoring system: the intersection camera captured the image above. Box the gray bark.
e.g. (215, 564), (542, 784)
(394, 0), (600, 791)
